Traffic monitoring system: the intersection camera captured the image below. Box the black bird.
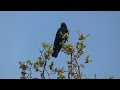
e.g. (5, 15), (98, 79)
(52, 22), (69, 58)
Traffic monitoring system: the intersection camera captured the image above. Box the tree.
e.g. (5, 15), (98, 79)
(19, 30), (93, 79)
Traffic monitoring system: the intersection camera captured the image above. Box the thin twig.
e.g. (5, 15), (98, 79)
(35, 41), (48, 79)
(35, 41), (45, 60)
(77, 30), (81, 36)
(29, 64), (32, 78)
(35, 41), (41, 53)
(73, 53), (81, 79)
(42, 60), (46, 79)
(68, 53), (73, 79)
(45, 68), (50, 79)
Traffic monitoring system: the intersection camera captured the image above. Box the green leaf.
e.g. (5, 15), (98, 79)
(21, 64), (27, 70)
(85, 55), (92, 63)
(42, 42), (47, 49)
(80, 64), (85, 68)
(79, 33), (88, 40)
(19, 61), (22, 65)
(59, 74), (65, 79)
(75, 53), (80, 59)
(34, 65), (39, 72)
(26, 60), (31, 65)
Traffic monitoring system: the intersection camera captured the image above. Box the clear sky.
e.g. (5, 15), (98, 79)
(0, 11), (120, 79)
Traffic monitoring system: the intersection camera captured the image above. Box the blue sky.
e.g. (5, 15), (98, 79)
(0, 11), (120, 79)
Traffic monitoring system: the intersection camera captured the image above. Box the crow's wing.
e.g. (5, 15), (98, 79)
(52, 28), (62, 58)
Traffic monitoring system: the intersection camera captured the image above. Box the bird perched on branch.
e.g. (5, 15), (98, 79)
(52, 22), (69, 58)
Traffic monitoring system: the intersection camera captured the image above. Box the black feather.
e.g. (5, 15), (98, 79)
(52, 22), (69, 58)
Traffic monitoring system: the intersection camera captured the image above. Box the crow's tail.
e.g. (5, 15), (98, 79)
(52, 48), (58, 58)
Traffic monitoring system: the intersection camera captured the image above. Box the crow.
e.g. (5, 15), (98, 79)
(52, 22), (69, 58)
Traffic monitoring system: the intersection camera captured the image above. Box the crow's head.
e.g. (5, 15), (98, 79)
(61, 22), (67, 29)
